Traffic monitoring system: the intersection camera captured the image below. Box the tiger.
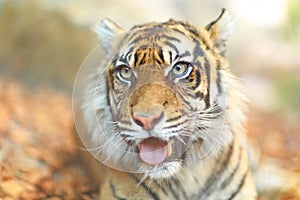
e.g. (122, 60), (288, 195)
(78, 9), (300, 200)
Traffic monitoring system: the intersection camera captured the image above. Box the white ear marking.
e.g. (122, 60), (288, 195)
(205, 9), (236, 55)
(93, 18), (124, 53)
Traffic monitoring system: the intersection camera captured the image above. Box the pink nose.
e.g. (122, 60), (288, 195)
(133, 113), (163, 130)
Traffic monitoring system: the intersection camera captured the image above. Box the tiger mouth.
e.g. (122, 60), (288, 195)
(137, 137), (173, 165)
(121, 134), (190, 166)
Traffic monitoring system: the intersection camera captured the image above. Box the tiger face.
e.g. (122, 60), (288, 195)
(84, 10), (235, 179)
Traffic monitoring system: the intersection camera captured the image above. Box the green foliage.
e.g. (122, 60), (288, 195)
(274, 73), (300, 115)
(283, 0), (300, 41)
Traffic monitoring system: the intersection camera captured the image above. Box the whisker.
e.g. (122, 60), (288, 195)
(78, 145), (105, 152)
(104, 120), (118, 124)
(175, 135), (187, 145)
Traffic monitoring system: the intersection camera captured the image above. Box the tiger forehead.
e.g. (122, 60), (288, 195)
(122, 19), (207, 48)
(128, 19), (201, 39)
(120, 32), (199, 65)
(125, 48), (174, 68)
(113, 20), (210, 71)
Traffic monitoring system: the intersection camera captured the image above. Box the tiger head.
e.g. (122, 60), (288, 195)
(82, 9), (243, 179)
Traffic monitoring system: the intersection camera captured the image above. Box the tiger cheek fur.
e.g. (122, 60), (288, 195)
(81, 9), (263, 200)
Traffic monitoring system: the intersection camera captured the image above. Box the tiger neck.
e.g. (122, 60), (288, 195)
(174, 71), (248, 194)
(172, 69), (248, 193)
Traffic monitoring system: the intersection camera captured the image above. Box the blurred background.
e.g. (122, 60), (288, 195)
(0, 0), (299, 115)
(0, 0), (299, 198)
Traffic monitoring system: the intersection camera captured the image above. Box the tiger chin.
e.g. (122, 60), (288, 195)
(79, 9), (300, 200)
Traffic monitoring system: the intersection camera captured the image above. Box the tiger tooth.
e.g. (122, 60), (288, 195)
(167, 142), (172, 156)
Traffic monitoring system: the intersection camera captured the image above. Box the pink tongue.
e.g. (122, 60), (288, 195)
(139, 137), (168, 165)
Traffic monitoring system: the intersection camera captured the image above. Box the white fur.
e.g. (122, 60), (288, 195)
(93, 18), (124, 55)
(214, 10), (235, 44)
(82, 14), (248, 179)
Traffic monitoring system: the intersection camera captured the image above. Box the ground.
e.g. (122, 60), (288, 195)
(0, 79), (299, 199)
(0, 80), (98, 199)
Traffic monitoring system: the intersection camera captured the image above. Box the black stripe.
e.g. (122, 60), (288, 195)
(166, 115), (182, 123)
(195, 91), (204, 98)
(197, 126), (207, 132)
(162, 118), (189, 130)
(129, 35), (143, 46)
(216, 58), (222, 70)
(152, 180), (168, 195)
(130, 174), (160, 200)
(129, 35), (154, 45)
(204, 58), (211, 90)
(167, 180), (180, 200)
(164, 41), (179, 55)
(127, 28), (160, 44)
(204, 93), (210, 110)
(205, 8), (226, 31)
(158, 48), (165, 62)
(138, 27), (164, 35)
(154, 49), (164, 64)
(220, 147), (242, 189)
(227, 170), (248, 200)
(174, 54), (179, 60)
(215, 58), (223, 95)
(138, 52), (147, 65)
(193, 40), (204, 59)
(120, 133), (134, 140)
(119, 120), (132, 125)
(168, 51), (173, 63)
(128, 29), (180, 46)
(172, 27), (186, 36)
(159, 35), (181, 42)
(192, 70), (201, 90)
(163, 19), (210, 51)
(112, 54), (119, 65)
(155, 58), (162, 65)
(204, 58), (211, 109)
(202, 38), (211, 51)
(138, 44), (150, 50)
(216, 69), (223, 95)
(184, 89), (201, 100)
(108, 68), (115, 90)
(173, 178), (188, 199)
(133, 51), (139, 67)
(130, 22), (158, 30)
(105, 76), (111, 107)
(109, 180), (128, 200)
(179, 51), (191, 59)
(186, 27), (200, 39)
(191, 61), (201, 68)
(152, 49), (163, 65)
(118, 56), (128, 64)
(175, 89), (194, 110)
(119, 127), (137, 132)
(175, 21), (200, 39)
(125, 46), (134, 59)
(197, 141), (234, 197)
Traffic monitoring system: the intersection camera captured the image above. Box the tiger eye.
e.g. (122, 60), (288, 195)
(172, 63), (188, 76)
(119, 66), (132, 79)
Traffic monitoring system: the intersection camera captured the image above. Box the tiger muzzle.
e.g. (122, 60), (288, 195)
(129, 83), (180, 130)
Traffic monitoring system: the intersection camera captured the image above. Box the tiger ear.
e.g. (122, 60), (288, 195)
(93, 18), (124, 53)
(205, 9), (235, 55)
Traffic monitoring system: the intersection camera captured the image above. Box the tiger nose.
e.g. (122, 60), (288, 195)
(133, 111), (164, 130)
